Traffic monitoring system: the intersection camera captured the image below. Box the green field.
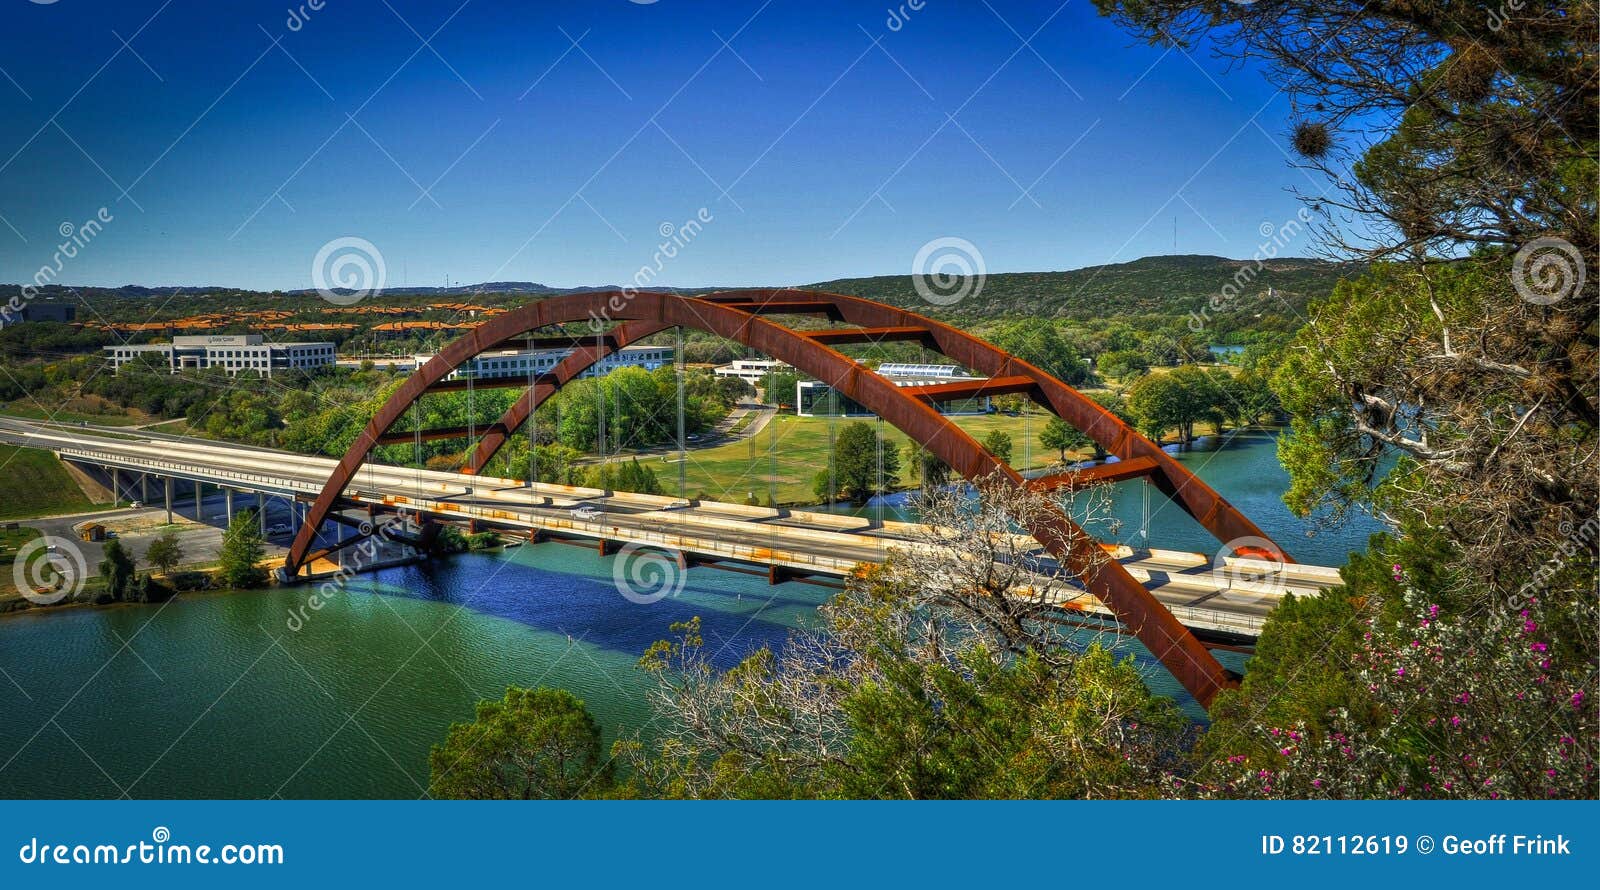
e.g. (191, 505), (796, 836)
(0, 405), (145, 426)
(653, 410), (1093, 505)
(0, 444), (101, 520)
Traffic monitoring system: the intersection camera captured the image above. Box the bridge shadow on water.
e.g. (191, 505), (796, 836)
(343, 543), (833, 674)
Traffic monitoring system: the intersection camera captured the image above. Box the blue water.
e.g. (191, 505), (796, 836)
(839, 427), (1379, 568)
(0, 427), (1383, 798)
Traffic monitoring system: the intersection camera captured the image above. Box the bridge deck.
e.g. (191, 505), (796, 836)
(0, 418), (1342, 641)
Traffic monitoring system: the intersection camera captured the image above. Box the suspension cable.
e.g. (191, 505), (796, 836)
(827, 386), (838, 507)
(1140, 477), (1151, 549)
(874, 414), (884, 527)
(675, 325), (686, 500)
(537, 340), (544, 489)
(595, 329), (606, 484)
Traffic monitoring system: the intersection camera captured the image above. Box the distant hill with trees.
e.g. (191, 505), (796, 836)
(809, 254), (1363, 320)
(3, 254), (1359, 323)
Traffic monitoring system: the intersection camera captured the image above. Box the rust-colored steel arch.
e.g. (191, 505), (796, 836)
(285, 289), (1286, 708)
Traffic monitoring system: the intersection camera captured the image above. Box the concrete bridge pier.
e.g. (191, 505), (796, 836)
(257, 492), (265, 534)
(164, 476), (174, 524)
(224, 488), (234, 525)
(140, 473), (148, 505)
(193, 481), (203, 522)
(110, 466), (120, 507)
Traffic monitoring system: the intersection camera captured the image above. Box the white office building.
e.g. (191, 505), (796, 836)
(104, 335), (336, 377)
(875, 362), (964, 379)
(432, 344), (674, 382)
(713, 359), (790, 385)
(796, 362), (993, 417)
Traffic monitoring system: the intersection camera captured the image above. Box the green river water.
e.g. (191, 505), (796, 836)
(0, 429), (1382, 798)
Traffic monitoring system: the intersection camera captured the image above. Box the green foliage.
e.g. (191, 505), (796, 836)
(517, 443), (583, 485)
(619, 572), (1192, 799)
(903, 442), (951, 487)
(582, 457), (664, 495)
(758, 368), (801, 409)
(142, 530), (183, 575)
(0, 445), (98, 519)
(1126, 365), (1222, 444)
(434, 526), (469, 554)
(428, 686), (612, 800)
(980, 430), (1013, 464)
(97, 539), (137, 602)
(986, 321), (1091, 385)
(0, 321), (106, 364)
(1039, 416), (1089, 462)
(465, 531), (502, 551)
(1097, 348), (1149, 380)
(217, 513), (267, 589)
(546, 367), (733, 454)
(1204, 525), (1597, 799)
(811, 255), (1357, 323)
(812, 421), (900, 505)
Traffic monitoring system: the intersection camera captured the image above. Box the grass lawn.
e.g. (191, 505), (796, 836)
(0, 444), (101, 520)
(0, 525), (43, 558)
(652, 410), (1096, 505)
(0, 404), (145, 426)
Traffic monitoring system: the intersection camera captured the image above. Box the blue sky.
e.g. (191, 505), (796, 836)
(0, 0), (1322, 290)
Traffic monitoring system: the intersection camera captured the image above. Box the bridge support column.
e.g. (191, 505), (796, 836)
(111, 467), (119, 507)
(597, 539), (613, 557)
(194, 481), (203, 522)
(257, 492), (265, 534)
(140, 473), (148, 505)
(163, 477), (173, 524)
(225, 488), (234, 525)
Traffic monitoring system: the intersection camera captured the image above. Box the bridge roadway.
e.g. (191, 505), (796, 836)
(0, 417), (1343, 642)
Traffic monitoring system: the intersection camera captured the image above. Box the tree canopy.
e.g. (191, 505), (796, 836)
(429, 686), (612, 799)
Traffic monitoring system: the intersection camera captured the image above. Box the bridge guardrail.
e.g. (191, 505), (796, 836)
(54, 447), (316, 495)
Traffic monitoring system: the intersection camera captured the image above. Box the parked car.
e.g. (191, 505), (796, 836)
(665, 499), (692, 510)
(265, 523), (292, 536)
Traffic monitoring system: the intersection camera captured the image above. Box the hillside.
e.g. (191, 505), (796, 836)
(809, 255), (1363, 320)
(3, 255), (1362, 329)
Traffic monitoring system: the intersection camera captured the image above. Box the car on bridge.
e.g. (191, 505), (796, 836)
(570, 506), (601, 521)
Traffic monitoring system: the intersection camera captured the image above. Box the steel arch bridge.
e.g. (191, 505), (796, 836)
(285, 289), (1287, 707)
